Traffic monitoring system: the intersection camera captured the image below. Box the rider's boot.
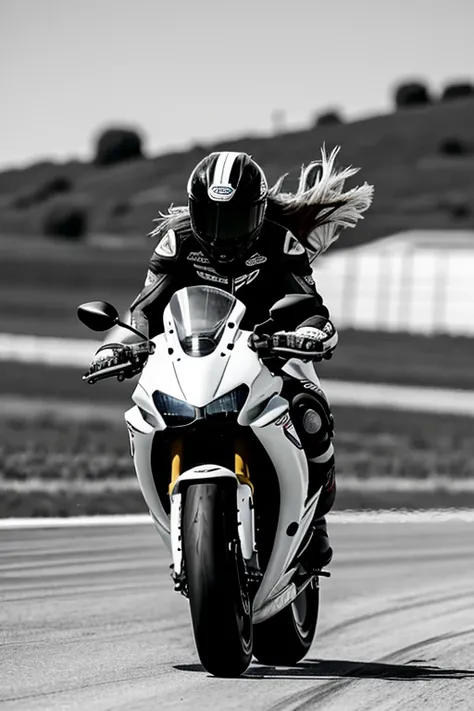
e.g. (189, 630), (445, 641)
(303, 516), (333, 570)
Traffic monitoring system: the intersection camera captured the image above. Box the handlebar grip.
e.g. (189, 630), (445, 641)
(250, 333), (334, 361)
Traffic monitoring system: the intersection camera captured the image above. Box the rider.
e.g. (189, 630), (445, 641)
(87, 148), (373, 570)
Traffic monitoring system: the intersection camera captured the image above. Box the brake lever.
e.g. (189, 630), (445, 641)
(82, 361), (134, 384)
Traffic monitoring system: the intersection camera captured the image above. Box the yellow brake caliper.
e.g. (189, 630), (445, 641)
(168, 437), (183, 495)
(235, 438), (253, 493)
(168, 437), (253, 494)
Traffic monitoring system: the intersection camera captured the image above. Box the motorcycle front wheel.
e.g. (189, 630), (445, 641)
(252, 580), (319, 665)
(183, 481), (253, 677)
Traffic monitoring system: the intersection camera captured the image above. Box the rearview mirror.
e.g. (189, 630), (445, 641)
(77, 301), (120, 332)
(269, 294), (319, 330)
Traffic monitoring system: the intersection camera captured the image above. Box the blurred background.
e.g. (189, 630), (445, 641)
(2, 0), (474, 517)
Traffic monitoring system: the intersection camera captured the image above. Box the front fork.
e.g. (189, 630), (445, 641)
(168, 437), (260, 595)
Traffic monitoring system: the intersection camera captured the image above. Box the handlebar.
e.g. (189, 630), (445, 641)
(84, 330), (332, 385)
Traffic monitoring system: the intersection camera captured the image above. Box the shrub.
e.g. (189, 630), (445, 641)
(450, 202), (470, 219)
(441, 82), (474, 101)
(13, 175), (73, 209)
(37, 175), (72, 199)
(438, 194), (471, 219)
(314, 109), (344, 127)
(42, 197), (88, 240)
(439, 137), (470, 156)
(394, 81), (432, 109)
(94, 127), (144, 167)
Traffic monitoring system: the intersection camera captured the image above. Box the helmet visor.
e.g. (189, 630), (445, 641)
(190, 198), (265, 255)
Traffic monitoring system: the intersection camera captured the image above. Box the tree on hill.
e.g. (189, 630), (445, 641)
(438, 137), (471, 156)
(441, 82), (474, 102)
(313, 109), (344, 127)
(394, 81), (432, 109)
(42, 197), (89, 240)
(94, 127), (144, 167)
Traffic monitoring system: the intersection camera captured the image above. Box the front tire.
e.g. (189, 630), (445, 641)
(253, 580), (319, 665)
(183, 481), (253, 677)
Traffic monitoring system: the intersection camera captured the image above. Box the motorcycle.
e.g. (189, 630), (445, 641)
(78, 285), (330, 677)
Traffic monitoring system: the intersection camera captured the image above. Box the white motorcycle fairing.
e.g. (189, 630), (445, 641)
(124, 286), (323, 623)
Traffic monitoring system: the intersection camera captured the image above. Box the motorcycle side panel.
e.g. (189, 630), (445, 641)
(250, 419), (316, 612)
(240, 394), (288, 428)
(253, 583), (298, 624)
(131, 386), (167, 431)
(124, 405), (171, 549)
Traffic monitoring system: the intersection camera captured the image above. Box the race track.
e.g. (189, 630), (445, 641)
(2, 520), (474, 710)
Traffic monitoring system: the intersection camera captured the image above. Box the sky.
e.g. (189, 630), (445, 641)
(2, 0), (474, 169)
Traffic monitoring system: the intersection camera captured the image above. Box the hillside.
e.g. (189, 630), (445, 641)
(1, 98), (474, 247)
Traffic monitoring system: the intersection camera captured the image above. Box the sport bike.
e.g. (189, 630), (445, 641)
(78, 285), (330, 677)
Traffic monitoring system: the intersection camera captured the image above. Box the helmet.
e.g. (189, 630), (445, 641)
(187, 151), (268, 272)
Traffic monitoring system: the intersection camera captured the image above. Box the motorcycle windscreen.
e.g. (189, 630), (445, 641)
(169, 286), (237, 357)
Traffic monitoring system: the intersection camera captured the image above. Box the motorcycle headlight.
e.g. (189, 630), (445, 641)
(152, 385), (248, 428)
(152, 391), (197, 427)
(205, 385), (249, 423)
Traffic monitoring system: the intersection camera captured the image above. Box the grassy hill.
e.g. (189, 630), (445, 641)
(1, 98), (474, 245)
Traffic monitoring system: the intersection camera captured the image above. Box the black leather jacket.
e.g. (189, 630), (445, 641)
(129, 220), (330, 338)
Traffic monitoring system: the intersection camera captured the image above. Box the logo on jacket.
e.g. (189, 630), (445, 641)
(283, 232), (305, 256)
(195, 268), (260, 290)
(154, 229), (177, 258)
(144, 269), (159, 287)
(245, 253), (267, 267)
(208, 184), (235, 201)
(187, 251), (211, 265)
(196, 270), (228, 285)
(235, 270), (260, 290)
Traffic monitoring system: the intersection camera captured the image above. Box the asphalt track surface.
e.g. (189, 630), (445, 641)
(2, 521), (474, 710)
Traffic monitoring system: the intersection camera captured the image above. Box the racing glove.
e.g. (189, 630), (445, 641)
(270, 317), (338, 360)
(83, 342), (151, 383)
